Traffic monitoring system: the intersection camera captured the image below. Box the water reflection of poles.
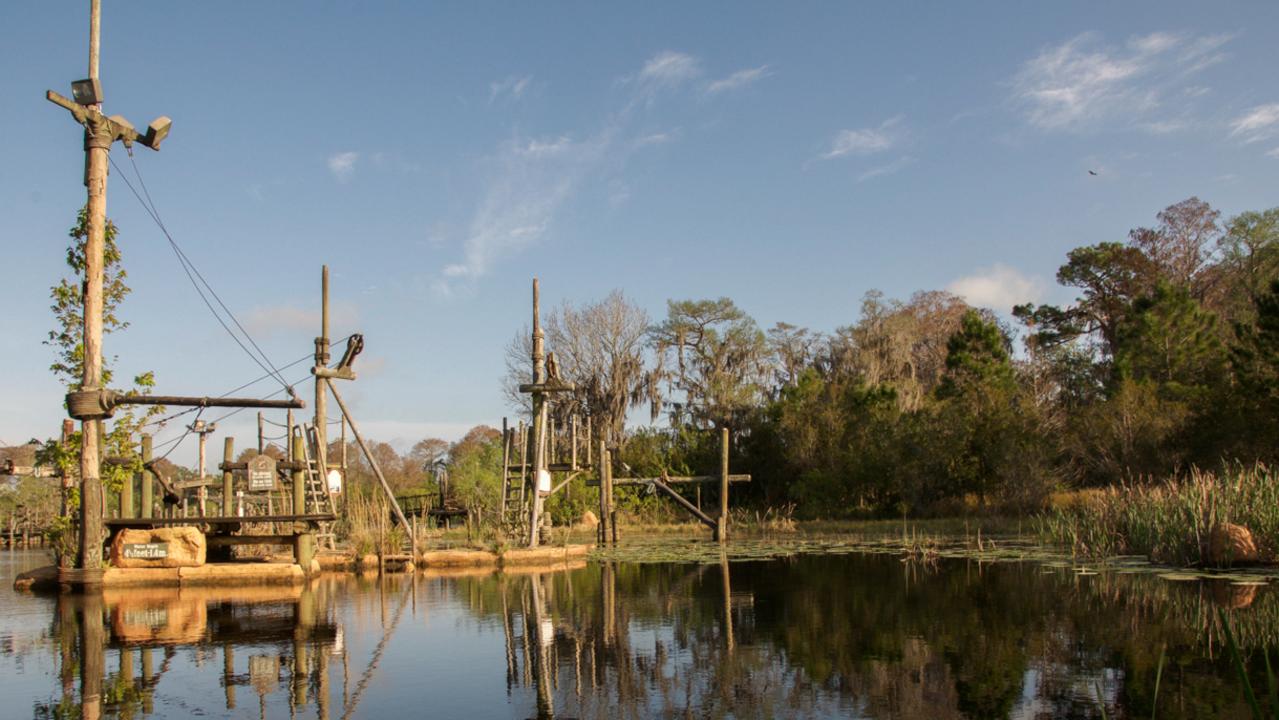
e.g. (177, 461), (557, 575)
(59, 595), (77, 708)
(223, 642), (235, 710)
(720, 553), (735, 654)
(293, 588), (315, 708)
(501, 575), (518, 689)
(118, 647), (134, 720)
(531, 573), (556, 719)
(140, 648), (154, 714)
(80, 593), (105, 720)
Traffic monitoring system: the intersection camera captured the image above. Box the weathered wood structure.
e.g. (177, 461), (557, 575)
(590, 427), (749, 543)
(505, 278), (592, 547)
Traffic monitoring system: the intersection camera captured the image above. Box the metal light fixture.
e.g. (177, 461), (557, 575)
(70, 78), (102, 106)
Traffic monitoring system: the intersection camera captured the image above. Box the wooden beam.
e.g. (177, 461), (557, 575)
(586, 474), (750, 487)
(649, 477), (717, 529)
(206, 534), (296, 547)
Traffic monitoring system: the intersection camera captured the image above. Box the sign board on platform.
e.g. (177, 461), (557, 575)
(248, 454), (278, 492)
(326, 468), (343, 494)
(122, 542), (168, 560)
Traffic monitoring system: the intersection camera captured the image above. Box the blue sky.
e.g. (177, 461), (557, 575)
(2, 2), (1277, 465)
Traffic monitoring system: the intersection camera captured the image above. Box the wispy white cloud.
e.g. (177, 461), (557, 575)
(1230, 104), (1279, 144)
(639, 51), (701, 87)
(433, 131), (612, 296)
(858, 155), (915, 182)
(706, 65), (771, 94)
(947, 264), (1046, 312)
(1267, 147), (1279, 160)
(432, 50), (738, 295)
(822, 117), (902, 159)
(489, 75), (533, 103)
(1012, 31), (1232, 133)
(634, 131), (675, 147)
(327, 151), (359, 181)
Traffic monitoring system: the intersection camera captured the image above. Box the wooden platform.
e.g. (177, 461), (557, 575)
(105, 514), (336, 529)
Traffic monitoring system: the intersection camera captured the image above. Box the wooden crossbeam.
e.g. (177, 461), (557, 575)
(587, 474), (750, 487)
(648, 477), (718, 529)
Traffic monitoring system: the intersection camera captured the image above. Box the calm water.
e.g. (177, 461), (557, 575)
(1, 545), (1275, 719)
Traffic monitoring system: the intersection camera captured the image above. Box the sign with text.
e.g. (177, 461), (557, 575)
(122, 542), (168, 560)
(248, 454), (278, 492)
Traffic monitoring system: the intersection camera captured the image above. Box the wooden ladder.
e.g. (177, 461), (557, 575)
(302, 424), (337, 550)
(500, 465), (527, 540)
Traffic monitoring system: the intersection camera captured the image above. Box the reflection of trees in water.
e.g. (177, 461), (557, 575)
(22, 555), (1279, 719)
(455, 555), (1276, 719)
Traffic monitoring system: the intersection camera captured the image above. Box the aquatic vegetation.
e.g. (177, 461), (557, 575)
(1039, 465), (1279, 566)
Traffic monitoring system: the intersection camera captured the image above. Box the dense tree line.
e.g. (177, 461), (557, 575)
(496, 197), (1279, 518)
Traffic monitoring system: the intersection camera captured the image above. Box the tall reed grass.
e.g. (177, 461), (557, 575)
(1039, 465), (1279, 565)
(342, 491), (406, 557)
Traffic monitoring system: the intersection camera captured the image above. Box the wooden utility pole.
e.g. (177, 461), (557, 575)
(192, 420), (217, 516)
(222, 437), (235, 517)
(528, 280), (548, 548)
(515, 278), (576, 547)
(314, 266), (330, 490)
(77, 0), (107, 578)
(716, 426), (730, 542)
(48, 0), (171, 581)
(139, 434), (153, 520)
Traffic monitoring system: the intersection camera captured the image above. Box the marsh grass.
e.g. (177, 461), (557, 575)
(1039, 465), (1279, 565)
(343, 491), (405, 557)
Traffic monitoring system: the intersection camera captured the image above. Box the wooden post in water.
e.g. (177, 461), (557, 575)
(500, 417), (510, 518)
(597, 441), (608, 544)
(716, 426), (730, 542)
(606, 446), (617, 544)
(140, 434), (153, 519)
(121, 451), (135, 520)
(527, 279), (548, 548)
(292, 429), (305, 515)
(291, 433), (315, 569)
(222, 437), (234, 516)
(314, 266), (330, 491)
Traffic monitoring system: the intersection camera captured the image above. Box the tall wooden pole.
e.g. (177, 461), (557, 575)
(76, 0), (108, 578)
(716, 426), (730, 543)
(314, 265), (330, 482)
(140, 434), (153, 519)
(500, 417), (510, 517)
(195, 420), (210, 516)
(597, 441), (608, 544)
(257, 412), (264, 453)
(527, 278), (547, 548)
(291, 429), (305, 516)
(222, 437), (234, 517)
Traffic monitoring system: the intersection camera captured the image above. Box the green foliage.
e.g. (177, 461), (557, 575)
(43, 209), (163, 506)
(649, 297), (768, 428)
(1115, 281), (1226, 399)
(446, 425), (504, 520)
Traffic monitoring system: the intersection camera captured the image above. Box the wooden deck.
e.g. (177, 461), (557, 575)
(105, 514), (336, 529)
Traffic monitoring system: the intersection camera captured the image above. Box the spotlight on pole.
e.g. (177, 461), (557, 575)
(70, 78), (102, 106)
